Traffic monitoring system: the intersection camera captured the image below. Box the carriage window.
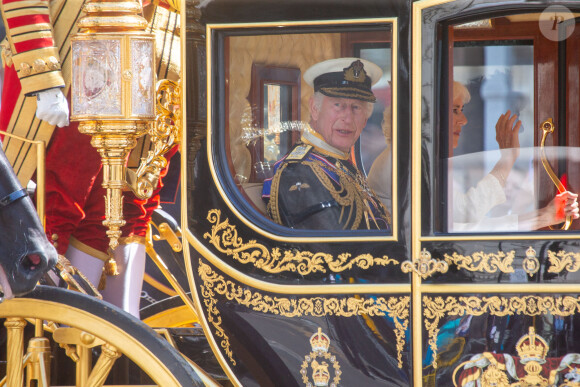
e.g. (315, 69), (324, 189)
(441, 13), (580, 233)
(219, 23), (395, 233)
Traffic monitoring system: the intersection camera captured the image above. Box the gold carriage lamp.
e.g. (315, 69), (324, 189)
(70, 0), (156, 259)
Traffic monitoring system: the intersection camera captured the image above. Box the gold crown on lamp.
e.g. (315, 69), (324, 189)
(310, 328), (330, 353)
(516, 327), (548, 363)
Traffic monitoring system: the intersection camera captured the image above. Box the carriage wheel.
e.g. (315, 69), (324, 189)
(0, 285), (206, 386)
(141, 293), (198, 328)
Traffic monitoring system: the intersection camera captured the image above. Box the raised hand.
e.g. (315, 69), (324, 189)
(495, 110), (522, 160)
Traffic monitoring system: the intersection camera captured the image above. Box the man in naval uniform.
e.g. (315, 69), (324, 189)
(0, 0), (180, 317)
(262, 58), (391, 231)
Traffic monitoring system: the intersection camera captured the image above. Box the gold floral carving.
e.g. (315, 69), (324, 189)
(444, 250), (515, 274)
(547, 250), (580, 273)
(423, 295), (580, 369)
(204, 209), (398, 275)
(198, 259), (410, 367)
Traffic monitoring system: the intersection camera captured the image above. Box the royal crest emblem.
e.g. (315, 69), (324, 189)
(301, 328), (341, 387)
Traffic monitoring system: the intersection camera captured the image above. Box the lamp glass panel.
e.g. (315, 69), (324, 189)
(130, 38), (155, 117)
(71, 39), (122, 116)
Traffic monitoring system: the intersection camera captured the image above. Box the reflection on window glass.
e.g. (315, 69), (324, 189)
(360, 46), (393, 213)
(449, 43), (535, 232)
(447, 38), (579, 232)
(262, 84), (293, 170)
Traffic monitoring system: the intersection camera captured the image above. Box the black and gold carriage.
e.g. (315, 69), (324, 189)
(4, 0), (580, 386)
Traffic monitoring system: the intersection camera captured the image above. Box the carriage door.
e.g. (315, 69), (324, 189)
(413, 1), (580, 386)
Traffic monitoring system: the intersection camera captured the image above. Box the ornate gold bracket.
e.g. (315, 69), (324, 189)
(401, 248), (448, 279)
(126, 79), (182, 199)
(152, 222), (182, 252)
(540, 118), (572, 230)
(53, 327), (120, 385)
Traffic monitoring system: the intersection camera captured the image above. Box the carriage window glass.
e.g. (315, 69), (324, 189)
(442, 12), (580, 233)
(357, 46), (392, 172)
(448, 42), (534, 233)
(222, 25), (394, 233)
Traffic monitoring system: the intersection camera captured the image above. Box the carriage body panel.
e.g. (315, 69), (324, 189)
(181, 0), (580, 386)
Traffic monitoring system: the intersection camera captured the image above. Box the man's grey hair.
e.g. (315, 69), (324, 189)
(311, 91), (374, 119)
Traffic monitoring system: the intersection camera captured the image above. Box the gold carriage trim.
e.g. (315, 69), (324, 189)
(444, 250), (515, 274)
(423, 295), (580, 369)
(204, 209), (398, 275)
(548, 250), (580, 274)
(198, 259), (410, 367)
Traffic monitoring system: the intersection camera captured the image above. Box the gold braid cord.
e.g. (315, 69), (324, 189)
(198, 259), (410, 367)
(204, 209), (398, 275)
(267, 162), (288, 225)
(539, 118), (571, 230)
(423, 295), (580, 369)
(444, 251), (515, 274)
(268, 157), (391, 230)
(305, 159), (362, 229)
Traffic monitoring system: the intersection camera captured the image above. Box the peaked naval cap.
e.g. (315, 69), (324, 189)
(303, 58), (382, 103)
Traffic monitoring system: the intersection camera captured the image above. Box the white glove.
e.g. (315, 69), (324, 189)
(35, 88), (69, 128)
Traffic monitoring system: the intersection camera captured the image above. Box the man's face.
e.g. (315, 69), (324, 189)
(310, 95), (369, 153)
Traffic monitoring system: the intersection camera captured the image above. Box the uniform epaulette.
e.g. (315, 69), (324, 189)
(286, 144), (312, 161)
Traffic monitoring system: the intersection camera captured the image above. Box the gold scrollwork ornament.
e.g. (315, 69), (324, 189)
(402, 248), (448, 279)
(444, 250), (515, 274)
(548, 250), (580, 274)
(300, 328), (341, 387)
(126, 79), (182, 200)
(204, 209), (398, 275)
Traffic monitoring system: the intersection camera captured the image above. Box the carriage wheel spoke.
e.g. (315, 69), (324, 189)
(23, 337), (51, 386)
(86, 343), (121, 387)
(52, 326), (123, 387)
(5, 317), (26, 386)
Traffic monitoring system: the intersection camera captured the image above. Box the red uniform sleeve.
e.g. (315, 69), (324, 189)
(0, 0), (65, 95)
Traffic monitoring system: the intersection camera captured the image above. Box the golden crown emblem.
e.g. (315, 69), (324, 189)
(516, 327), (548, 363)
(310, 327), (331, 353)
